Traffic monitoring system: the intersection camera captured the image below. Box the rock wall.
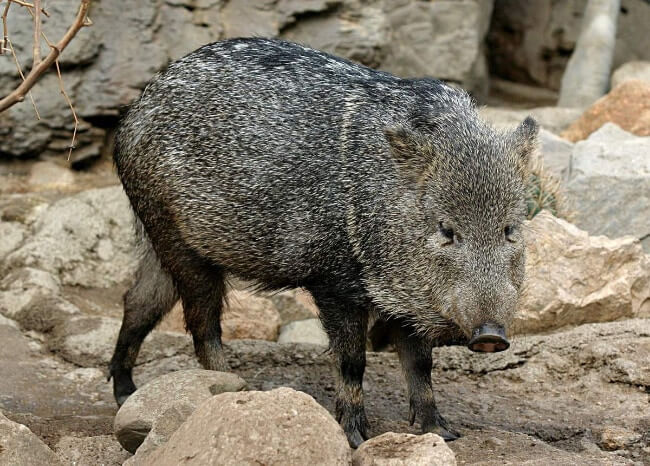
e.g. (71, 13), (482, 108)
(488, 0), (650, 91)
(0, 0), (493, 159)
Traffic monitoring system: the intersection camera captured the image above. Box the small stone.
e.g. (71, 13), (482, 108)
(599, 426), (641, 451)
(114, 369), (246, 453)
(278, 318), (329, 346)
(352, 432), (456, 466)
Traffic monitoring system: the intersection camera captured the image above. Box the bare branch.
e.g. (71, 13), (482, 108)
(7, 37), (40, 118)
(32, 0), (41, 67)
(54, 59), (78, 160)
(1, 0), (10, 56)
(0, 0), (91, 113)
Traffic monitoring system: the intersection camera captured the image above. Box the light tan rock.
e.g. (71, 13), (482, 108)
(516, 211), (650, 334)
(114, 369), (246, 454)
(561, 80), (650, 141)
(599, 426), (642, 451)
(0, 411), (63, 465)
(133, 387), (351, 466)
(221, 289), (281, 341)
(352, 432), (456, 466)
(28, 161), (76, 191)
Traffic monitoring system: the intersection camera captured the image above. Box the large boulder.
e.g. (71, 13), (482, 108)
(566, 123), (650, 250)
(352, 432), (456, 466)
(517, 211), (650, 334)
(561, 80), (650, 141)
(0, 412), (63, 466)
(131, 387), (351, 465)
(114, 369), (246, 454)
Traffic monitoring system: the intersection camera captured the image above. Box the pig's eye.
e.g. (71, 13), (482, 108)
(504, 225), (515, 241)
(439, 222), (455, 242)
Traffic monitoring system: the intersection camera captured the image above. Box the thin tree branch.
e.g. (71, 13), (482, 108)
(0, 0), (91, 113)
(54, 58), (78, 159)
(1, 0), (10, 56)
(32, 0), (41, 67)
(7, 37), (40, 118)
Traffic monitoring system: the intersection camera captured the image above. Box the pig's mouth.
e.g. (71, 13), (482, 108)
(467, 323), (510, 353)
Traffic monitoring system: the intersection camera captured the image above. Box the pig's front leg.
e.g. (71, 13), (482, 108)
(315, 294), (370, 448)
(394, 326), (460, 441)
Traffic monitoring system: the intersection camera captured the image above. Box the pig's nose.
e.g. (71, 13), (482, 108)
(467, 323), (510, 352)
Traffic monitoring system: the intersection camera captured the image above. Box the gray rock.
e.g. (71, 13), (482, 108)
(0, 267), (79, 332)
(479, 106), (582, 135)
(0, 221), (26, 261)
(278, 318), (329, 346)
(130, 387), (351, 466)
(54, 435), (131, 466)
(4, 187), (138, 287)
(381, 0), (493, 98)
(0, 411), (63, 466)
(352, 432), (456, 466)
(611, 60), (650, 88)
(3, 0), (498, 157)
(567, 123), (650, 250)
(114, 369), (246, 453)
(538, 129), (574, 180)
(49, 315), (190, 367)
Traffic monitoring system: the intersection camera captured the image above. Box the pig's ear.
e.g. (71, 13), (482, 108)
(384, 126), (436, 186)
(511, 116), (539, 175)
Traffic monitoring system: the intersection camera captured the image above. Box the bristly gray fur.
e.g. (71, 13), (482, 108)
(110, 37), (538, 444)
(115, 37), (536, 340)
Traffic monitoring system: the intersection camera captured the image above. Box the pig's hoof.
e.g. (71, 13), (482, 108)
(422, 415), (461, 441)
(339, 410), (370, 448)
(111, 371), (137, 407)
(424, 424), (461, 441)
(346, 428), (367, 449)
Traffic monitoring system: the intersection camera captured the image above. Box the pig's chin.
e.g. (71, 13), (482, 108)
(418, 314), (467, 346)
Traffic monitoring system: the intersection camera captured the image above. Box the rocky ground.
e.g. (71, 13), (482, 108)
(0, 151), (648, 465)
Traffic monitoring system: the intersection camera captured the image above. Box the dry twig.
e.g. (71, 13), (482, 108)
(0, 0), (91, 112)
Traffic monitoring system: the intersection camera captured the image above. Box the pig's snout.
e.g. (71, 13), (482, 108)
(467, 323), (510, 353)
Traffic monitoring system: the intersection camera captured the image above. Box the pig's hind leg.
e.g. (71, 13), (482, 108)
(109, 244), (179, 406)
(175, 261), (230, 373)
(393, 325), (460, 441)
(313, 293), (370, 448)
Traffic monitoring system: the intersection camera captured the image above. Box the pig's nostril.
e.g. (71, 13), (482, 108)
(467, 323), (510, 353)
